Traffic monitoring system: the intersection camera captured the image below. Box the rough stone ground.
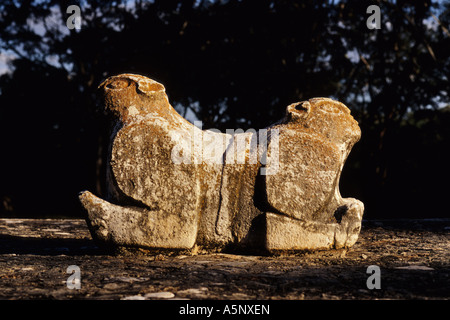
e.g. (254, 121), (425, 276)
(0, 218), (448, 300)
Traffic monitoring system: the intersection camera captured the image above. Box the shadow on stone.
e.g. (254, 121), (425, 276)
(362, 219), (450, 233)
(0, 234), (103, 256)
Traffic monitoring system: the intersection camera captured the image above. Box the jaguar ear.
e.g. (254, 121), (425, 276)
(286, 101), (311, 121)
(136, 78), (165, 95)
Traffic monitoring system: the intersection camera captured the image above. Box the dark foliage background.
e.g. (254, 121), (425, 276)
(0, 0), (449, 219)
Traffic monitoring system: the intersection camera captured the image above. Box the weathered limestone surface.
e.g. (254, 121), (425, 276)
(79, 73), (364, 252)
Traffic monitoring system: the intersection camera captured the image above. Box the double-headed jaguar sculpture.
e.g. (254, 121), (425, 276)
(79, 73), (364, 253)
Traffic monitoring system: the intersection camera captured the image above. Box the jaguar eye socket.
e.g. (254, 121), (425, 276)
(106, 78), (131, 89)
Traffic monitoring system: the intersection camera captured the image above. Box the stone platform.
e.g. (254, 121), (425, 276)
(0, 218), (448, 300)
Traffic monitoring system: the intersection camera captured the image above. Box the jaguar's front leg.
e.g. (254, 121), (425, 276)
(79, 191), (199, 250)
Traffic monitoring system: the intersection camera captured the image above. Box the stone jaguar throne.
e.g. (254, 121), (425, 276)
(79, 73), (364, 253)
